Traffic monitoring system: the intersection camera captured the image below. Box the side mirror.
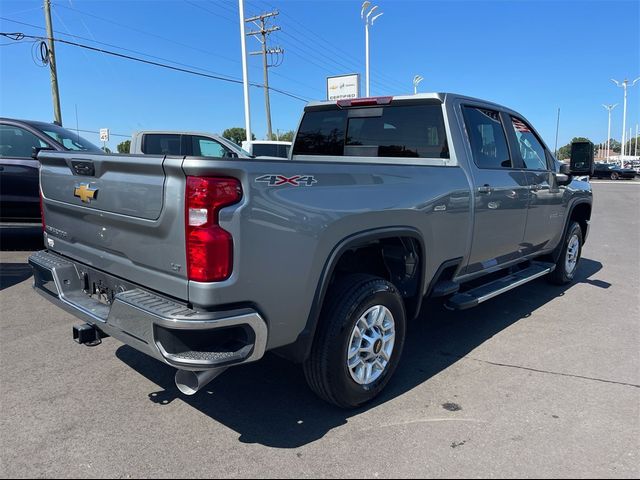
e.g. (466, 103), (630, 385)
(32, 146), (54, 160)
(569, 140), (594, 176)
(556, 162), (571, 185)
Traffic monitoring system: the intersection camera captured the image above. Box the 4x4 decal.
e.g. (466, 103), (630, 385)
(255, 174), (317, 187)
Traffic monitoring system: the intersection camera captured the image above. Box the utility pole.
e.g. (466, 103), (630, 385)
(238, 0), (252, 143)
(603, 104), (617, 159)
(635, 124), (638, 157)
(612, 77), (640, 157)
(43, 0), (62, 125)
(246, 11), (282, 140)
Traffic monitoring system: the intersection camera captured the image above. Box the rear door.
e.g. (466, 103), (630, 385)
(459, 105), (529, 275)
(39, 151), (189, 299)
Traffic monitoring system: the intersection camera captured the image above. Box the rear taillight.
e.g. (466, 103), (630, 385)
(185, 176), (242, 282)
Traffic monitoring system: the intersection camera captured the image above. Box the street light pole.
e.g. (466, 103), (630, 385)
(413, 75), (424, 94)
(602, 104), (617, 159)
(611, 77), (640, 158)
(238, 0), (252, 143)
(361, 2), (383, 98)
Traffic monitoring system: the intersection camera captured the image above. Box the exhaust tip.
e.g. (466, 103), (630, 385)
(175, 370), (200, 396)
(175, 368), (228, 396)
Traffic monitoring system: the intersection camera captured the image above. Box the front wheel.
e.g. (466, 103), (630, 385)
(611, 172), (619, 180)
(303, 274), (406, 408)
(548, 221), (583, 285)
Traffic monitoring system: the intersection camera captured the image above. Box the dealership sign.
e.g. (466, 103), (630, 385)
(327, 74), (360, 101)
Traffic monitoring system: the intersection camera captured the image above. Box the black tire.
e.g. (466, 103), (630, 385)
(611, 172), (619, 180)
(548, 221), (583, 285)
(303, 274), (406, 408)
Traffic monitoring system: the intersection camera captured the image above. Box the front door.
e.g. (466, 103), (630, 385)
(507, 116), (566, 255)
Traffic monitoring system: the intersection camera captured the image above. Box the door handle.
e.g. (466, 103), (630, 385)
(478, 185), (493, 194)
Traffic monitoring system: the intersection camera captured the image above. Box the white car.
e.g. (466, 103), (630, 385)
(131, 131), (252, 158)
(241, 140), (291, 159)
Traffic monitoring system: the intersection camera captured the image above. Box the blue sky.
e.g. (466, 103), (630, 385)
(1, 0), (639, 151)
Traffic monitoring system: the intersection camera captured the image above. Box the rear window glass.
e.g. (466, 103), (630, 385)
(142, 134), (182, 155)
(293, 110), (347, 156)
(252, 143), (290, 158)
(292, 104), (448, 159)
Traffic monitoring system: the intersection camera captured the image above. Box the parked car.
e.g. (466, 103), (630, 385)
(30, 93), (593, 408)
(0, 118), (101, 224)
(241, 140), (291, 158)
(590, 163), (636, 180)
(130, 131), (253, 158)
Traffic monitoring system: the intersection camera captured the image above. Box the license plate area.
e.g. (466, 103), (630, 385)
(78, 267), (135, 306)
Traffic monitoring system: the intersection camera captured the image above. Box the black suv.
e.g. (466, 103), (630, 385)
(0, 118), (101, 224)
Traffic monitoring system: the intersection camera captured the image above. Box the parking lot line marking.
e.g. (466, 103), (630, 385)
(589, 181), (640, 185)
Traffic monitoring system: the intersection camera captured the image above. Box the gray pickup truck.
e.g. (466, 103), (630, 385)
(30, 93), (593, 408)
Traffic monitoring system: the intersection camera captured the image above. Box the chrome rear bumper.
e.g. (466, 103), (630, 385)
(29, 250), (268, 371)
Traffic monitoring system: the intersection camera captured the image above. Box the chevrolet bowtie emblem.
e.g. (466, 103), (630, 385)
(74, 183), (98, 203)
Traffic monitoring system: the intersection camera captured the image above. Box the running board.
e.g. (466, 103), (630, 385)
(445, 262), (556, 310)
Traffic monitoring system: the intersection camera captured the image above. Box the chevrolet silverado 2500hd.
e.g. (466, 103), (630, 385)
(29, 93), (593, 408)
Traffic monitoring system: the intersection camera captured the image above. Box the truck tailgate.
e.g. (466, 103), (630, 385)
(39, 151), (189, 300)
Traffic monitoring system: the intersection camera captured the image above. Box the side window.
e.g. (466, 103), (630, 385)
(462, 107), (511, 169)
(191, 136), (230, 157)
(142, 134), (182, 155)
(0, 125), (49, 158)
(510, 117), (548, 170)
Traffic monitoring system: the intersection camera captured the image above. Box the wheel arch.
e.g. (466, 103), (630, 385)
(552, 200), (592, 262)
(275, 226), (426, 364)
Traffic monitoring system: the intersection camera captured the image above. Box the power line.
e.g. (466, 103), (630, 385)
(0, 15), (320, 98)
(48, 4), (321, 96)
(54, 3), (242, 67)
(0, 17), (255, 83)
(76, 128), (130, 138)
(0, 31), (311, 102)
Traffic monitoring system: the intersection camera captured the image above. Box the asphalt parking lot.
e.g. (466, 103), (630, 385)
(1, 181), (638, 479)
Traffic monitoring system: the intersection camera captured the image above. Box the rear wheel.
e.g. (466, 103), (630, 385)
(303, 274), (406, 408)
(611, 172), (619, 180)
(549, 221), (583, 285)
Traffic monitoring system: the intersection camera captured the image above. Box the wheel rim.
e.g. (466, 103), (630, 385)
(565, 234), (580, 274)
(611, 172), (618, 180)
(347, 305), (396, 386)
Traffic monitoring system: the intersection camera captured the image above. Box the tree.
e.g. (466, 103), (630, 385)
(223, 127), (255, 146)
(269, 130), (295, 142)
(101, 146), (112, 154)
(117, 140), (131, 154)
(557, 137), (591, 160)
